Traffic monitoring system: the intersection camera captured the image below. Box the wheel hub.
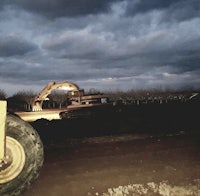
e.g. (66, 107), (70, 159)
(0, 136), (25, 184)
(0, 148), (13, 172)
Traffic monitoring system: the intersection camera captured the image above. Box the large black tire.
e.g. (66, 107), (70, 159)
(0, 115), (44, 196)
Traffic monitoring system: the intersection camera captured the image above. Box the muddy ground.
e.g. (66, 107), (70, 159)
(22, 132), (200, 196)
(23, 102), (200, 196)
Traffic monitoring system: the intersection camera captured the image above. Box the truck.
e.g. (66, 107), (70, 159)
(0, 81), (109, 195)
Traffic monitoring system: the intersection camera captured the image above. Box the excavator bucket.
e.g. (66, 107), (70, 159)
(32, 102), (43, 112)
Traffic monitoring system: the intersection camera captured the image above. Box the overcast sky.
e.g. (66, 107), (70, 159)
(0, 0), (200, 95)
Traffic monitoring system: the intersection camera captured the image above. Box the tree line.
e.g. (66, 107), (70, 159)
(0, 88), (199, 111)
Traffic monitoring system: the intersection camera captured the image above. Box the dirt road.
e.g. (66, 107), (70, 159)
(23, 132), (200, 196)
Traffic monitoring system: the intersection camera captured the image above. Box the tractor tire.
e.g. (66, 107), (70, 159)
(0, 115), (44, 196)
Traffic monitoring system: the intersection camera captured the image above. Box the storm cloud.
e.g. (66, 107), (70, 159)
(1, 0), (122, 18)
(0, 0), (200, 95)
(126, 0), (200, 22)
(0, 35), (37, 57)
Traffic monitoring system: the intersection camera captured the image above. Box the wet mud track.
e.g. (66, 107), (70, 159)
(23, 133), (200, 196)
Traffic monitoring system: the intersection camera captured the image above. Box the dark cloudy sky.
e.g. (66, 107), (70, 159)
(0, 0), (200, 95)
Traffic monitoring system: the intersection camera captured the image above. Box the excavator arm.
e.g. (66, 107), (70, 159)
(32, 81), (80, 111)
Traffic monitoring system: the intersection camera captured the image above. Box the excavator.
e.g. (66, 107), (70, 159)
(31, 81), (81, 111)
(32, 81), (80, 112)
(14, 81), (109, 122)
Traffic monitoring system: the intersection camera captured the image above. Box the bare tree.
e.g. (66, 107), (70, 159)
(86, 88), (101, 95)
(8, 90), (36, 111)
(0, 89), (6, 100)
(48, 90), (68, 108)
(103, 88), (200, 104)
